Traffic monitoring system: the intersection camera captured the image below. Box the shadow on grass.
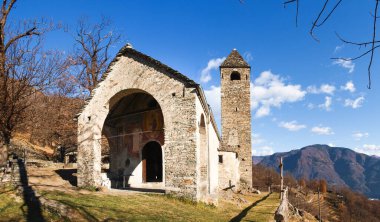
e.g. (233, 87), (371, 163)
(18, 159), (45, 222)
(229, 193), (271, 222)
(55, 169), (77, 186)
(54, 199), (99, 221)
(122, 187), (165, 193)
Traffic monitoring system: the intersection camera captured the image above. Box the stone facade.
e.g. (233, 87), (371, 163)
(77, 45), (252, 204)
(218, 151), (240, 191)
(219, 49), (253, 188)
(77, 45), (219, 203)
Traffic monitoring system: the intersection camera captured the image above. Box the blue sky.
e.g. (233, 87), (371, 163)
(12, 0), (380, 156)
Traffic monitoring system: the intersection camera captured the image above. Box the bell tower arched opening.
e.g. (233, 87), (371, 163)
(230, 71), (241, 80)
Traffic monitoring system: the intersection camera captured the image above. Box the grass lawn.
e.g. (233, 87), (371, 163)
(0, 186), (279, 222)
(0, 186), (60, 222)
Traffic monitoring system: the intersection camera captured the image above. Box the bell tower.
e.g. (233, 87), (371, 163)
(220, 49), (252, 188)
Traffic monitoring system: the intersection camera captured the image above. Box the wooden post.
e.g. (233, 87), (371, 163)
(275, 187), (289, 222)
(318, 187), (321, 222)
(279, 157), (284, 199)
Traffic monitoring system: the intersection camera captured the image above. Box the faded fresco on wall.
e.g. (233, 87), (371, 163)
(104, 108), (164, 183)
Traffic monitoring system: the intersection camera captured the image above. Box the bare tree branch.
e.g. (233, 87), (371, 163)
(335, 32), (378, 47)
(315, 0), (343, 28)
(70, 17), (121, 93)
(309, 0), (330, 42)
(332, 45), (380, 61)
(282, 0), (380, 89)
(332, 1), (379, 89)
(0, 0), (67, 165)
(367, 0), (379, 89)
(284, 0), (299, 27)
(4, 27), (40, 52)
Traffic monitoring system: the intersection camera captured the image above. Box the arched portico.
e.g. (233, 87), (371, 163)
(77, 86), (171, 189)
(77, 47), (217, 202)
(101, 90), (165, 189)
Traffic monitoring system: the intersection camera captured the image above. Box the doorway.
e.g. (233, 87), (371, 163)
(142, 141), (163, 182)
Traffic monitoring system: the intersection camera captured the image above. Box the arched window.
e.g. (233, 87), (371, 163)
(230, 71), (241, 81)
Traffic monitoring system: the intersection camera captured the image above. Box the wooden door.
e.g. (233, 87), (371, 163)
(142, 158), (146, 183)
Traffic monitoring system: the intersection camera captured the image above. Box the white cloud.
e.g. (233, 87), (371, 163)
(251, 71), (306, 118)
(255, 106), (270, 118)
(344, 96), (364, 109)
(328, 143), (336, 147)
(200, 57), (226, 83)
(341, 81), (356, 93)
(333, 59), (355, 73)
(355, 144), (380, 156)
(205, 70), (306, 121)
(334, 45), (344, 53)
(307, 103), (315, 109)
(244, 52), (253, 62)
(311, 126), (334, 135)
(352, 132), (369, 141)
(279, 121), (306, 131)
(307, 84), (336, 95)
(252, 146), (274, 156)
(306, 86), (318, 94)
(319, 96), (332, 111)
(252, 133), (264, 145)
(204, 85), (221, 124)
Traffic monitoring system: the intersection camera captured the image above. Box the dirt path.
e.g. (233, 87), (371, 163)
(26, 163), (140, 198)
(27, 165), (76, 192)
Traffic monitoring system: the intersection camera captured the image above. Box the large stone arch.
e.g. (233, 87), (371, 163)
(77, 54), (198, 199)
(102, 90), (165, 188)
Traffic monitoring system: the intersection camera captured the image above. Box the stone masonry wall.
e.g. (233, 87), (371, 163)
(218, 151), (240, 190)
(195, 97), (219, 204)
(220, 67), (252, 188)
(77, 55), (199, 200)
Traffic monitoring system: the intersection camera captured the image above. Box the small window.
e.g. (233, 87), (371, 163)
(218, 155), (223, 163)
(230, 71), (241, 81)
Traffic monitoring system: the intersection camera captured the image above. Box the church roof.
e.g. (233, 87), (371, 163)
(220, 49), (250, 68)
(76, 43), (221, 140)
(115, 44), (198, 87)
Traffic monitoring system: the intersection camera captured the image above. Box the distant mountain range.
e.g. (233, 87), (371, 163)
(256, 144), (380, 199)
(252, 156), (265, 165)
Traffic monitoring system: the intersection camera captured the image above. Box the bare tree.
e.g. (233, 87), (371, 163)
(0, 0), (65, 165)
(283, 0), (379, 89)
(70, 17), (121, 93)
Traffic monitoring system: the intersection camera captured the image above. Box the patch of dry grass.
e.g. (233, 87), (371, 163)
(0, 185), (279, 221)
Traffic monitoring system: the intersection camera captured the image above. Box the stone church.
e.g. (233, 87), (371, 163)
(77, 44), (252, 204)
